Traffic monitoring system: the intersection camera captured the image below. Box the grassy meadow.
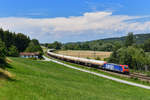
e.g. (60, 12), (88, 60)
(0, 57), (150, 100)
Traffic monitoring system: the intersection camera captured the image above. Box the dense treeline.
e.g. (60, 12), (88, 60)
(25, 39), (43, 53)
(43, 32), (150, 52)
(0, 28), (30, 68)
(62, 41), (116, 51)
(44, 40), (117, 51)
(0, 28), (43, 68)
(44, 32), (150, 71)
(109, 33), (150, 71)
(0, 28), (30, 53)
(43, 41), (62, 50)
(0, 39), (7, 68)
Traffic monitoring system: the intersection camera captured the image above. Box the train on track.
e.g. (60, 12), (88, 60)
(47, 50), (129, 74)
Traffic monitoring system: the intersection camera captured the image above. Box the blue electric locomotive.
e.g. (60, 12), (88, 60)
(102, 63), (129, 73)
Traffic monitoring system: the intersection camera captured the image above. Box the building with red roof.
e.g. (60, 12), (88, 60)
(20, 52), (40, 58)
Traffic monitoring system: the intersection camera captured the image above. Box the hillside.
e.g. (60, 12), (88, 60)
(66, 33), (150, 45)
(0, 57), (150, 100)
(100, 33), (150, 44)
(61, 33), (150, 51)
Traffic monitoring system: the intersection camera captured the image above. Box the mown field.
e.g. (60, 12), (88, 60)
(0, 57), (150, 100)
(56, 50), (112, 60)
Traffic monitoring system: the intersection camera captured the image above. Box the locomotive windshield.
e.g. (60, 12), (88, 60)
(124, 66), (128, 69)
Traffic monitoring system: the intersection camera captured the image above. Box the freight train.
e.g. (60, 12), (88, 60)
(47, 51), (129, 74)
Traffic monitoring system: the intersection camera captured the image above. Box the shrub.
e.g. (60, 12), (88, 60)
(95, 56), (101, 60)
(86, 57), (90, 59)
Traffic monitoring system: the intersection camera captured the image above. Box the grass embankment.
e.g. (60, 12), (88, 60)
(45, 54), (150, 86)
(0, 57), (150, 100)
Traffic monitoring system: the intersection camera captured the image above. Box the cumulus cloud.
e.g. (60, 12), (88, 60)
(0, 11), (150, 42)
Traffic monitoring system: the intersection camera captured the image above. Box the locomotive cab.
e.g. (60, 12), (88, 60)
(121, 65), (129, 74)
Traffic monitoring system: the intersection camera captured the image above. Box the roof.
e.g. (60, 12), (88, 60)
(20, 52), (40, 56)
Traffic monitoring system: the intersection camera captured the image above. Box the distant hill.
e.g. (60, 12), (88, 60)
(66, 33), (150, 44)
(62, 33), (150, 51)
(98, 33), (150, 44)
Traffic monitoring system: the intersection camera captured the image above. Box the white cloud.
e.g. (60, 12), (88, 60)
(0, 11), (150, 42)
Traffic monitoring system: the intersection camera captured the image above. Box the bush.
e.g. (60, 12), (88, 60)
(95, 56), (101, 60)
(86, 57), (90, 59)
(104, 58), (109, 61)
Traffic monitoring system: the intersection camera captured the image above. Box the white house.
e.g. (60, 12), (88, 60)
(20, 52), (40, 58)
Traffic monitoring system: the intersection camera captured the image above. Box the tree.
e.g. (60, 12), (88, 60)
(15, 33), (30, 52)
(31, 39), (40, 46)
(53, 41), (62, 50)
(113, 41), (122, 51)
(99, 43), (113, 51)
(8, 45), (19, 57)
(0, 39), (6, 68)
(108, 46), (146, 70)
(143, 39), (150, 52)
(125, 32), (135, 47)
(81, 43), (89, 50)
(108, 50), (118, 63)
(25, 39), (43, 53)
(0, 28), (30, 53)
(48, 41), (62, 50)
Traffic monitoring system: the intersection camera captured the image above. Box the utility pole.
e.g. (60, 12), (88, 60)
(78, 52), (80, 58)
(93, 46), (96, 58)
(94, 49), (96, 58)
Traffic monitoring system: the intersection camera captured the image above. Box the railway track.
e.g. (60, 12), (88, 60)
(44, 55), (150, 90)
(46, 54), (131, 78)
(46, 52), (150, 83)
(130, 73), (150, 82)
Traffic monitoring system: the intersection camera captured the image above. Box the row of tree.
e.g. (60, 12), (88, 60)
(0, 28), (30, 52)
(44, 32), (150, 53)
(0, 39), (7, 68)
(43, 41), (62, 50)
(43, 32), (150, 71)
(109, 33), (150, 71)
(25, 39), (43, 58)
(43, 41), (115, 51)
(0, 28), (43, 68)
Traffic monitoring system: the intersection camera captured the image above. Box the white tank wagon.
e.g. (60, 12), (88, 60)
(47, 50), (129, 74)
(47, 51), (106, 66)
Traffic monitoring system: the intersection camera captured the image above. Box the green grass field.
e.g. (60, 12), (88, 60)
(0, 57), (150, 100)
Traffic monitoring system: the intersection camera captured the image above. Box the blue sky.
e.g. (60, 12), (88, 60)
(1, 0), (150, 18)
(0, 0), (150, 43)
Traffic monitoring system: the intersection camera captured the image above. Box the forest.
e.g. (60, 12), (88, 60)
(0, 28), (43, 68)
(44, 33), (150, 52)
(44, 32), (150, 72)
